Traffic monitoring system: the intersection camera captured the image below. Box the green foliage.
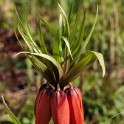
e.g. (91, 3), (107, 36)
(15, 4), (105, 90)
(1, 96), (21, 124)
(1, 0), (124, 124)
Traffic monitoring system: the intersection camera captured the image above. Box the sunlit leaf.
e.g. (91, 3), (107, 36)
(58, 4), (70, 37)
(91, 51), (105, 77)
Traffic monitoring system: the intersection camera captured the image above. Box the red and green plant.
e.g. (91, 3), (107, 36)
(1, 4), (105, 124)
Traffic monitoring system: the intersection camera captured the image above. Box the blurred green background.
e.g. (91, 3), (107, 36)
(0, 0), (124, 124)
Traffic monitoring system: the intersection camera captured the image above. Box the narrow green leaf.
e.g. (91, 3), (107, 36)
(30, 53), (62, 82)
(58, 4), (67, 21)
(1, 96), (21, 124)
(39, 20), (48, 54)
(16, 10), (36, 50)
(68, 3), (74, 23)
(91, 51), (105, 77)
(30, 56), (56, 83)
(72, 11), (86, 56)
(53, 36), (60, 60)
(53, 16), (63, 63)
(18, 25), (41, 53)
(16, 52), (63, 79)
(82, 7), (98, 51)
(16, 52), (56, 83)
(58, 4), (70, 37)
(32, 56), (47, 72)
(69, 10), (80, 44)
(25, 21), (41, 52)
(16, 8), (46, 53)
(16, 9), (45, 54)
(61, 36), (73, 59)
(58, 14), (63, 62)
(18, 25), (33, 52)
(39, 15), (57, 35)
(78, 12), (86, 46)
(69, 44), (83, 68)
(30, 53), (63, 78)
(14, 28), (26, 51)
(15, 8), (26, 32)
(25, 21), (35, 45)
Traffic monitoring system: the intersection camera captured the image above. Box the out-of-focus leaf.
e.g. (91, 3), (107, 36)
(1, 96), (21, 124)
(39, 15), (57, 35)
(68, 3), (74, 23)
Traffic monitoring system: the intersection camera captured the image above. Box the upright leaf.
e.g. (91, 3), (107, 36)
(72, 12), (86, 56)
(58, 4), (70, 37)
(69, 10), (80, 44)
(39, 20), (48, 54)
(68, 2), (74, 23)
(61, 36), (73, 59)
(39, 15), (57, 35)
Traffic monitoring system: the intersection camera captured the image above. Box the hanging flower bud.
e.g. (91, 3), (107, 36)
(65, 83), (84, 124)
(35, 84), (53, 124)
(50, 84), (70, 124)
(34, 83), (47, 115)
